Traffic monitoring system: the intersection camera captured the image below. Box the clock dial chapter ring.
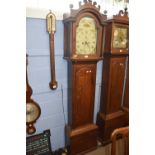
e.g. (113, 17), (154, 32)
(76, 16), (97, 55)
(113, 26), (128, 49)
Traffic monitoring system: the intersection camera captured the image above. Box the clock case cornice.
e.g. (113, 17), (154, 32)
(63, 0), (107, 23)
(63, 0), (107, 61)
(106, 8), (129, 24)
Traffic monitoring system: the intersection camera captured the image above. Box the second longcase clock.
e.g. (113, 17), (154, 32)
(97, 8), (129, 144)
(63, 1), (106, 154)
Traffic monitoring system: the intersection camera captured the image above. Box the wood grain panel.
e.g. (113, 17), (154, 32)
(72, 64), (96, 128)
(108, 57), (126, 113)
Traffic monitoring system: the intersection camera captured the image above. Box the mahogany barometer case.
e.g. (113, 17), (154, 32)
(63, 1), (106, 154)
(97, 9), (129, 143)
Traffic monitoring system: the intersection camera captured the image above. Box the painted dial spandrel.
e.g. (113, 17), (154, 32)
(76, 17), (97, 55)
(26, 103), (40, 123)
(113, 27), (128, 48)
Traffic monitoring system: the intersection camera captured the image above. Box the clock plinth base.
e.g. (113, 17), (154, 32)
(97, 111), (129, 143)
(66, 124), (98, 155)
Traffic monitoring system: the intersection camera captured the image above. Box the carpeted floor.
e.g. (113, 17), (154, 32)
(85, 139), (124, 155)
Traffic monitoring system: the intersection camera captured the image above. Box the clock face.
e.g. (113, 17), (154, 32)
(76, 17), (97, 55)
(26, 103), (40, 123)
(113, 26), (128, 49)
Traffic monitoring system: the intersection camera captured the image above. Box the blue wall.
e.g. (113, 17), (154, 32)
(26, 18), (103, 151)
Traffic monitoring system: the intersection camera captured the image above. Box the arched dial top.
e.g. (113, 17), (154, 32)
(76, 17), (97, 55)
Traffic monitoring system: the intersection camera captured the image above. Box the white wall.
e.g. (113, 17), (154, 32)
(26, 0), (129, 20)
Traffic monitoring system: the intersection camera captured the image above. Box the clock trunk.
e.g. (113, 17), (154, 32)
(66, 61), (98, 155)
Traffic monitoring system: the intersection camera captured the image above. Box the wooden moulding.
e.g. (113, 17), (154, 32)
(63, 0), (107, 21)
(66, 124), (98, 155)
(111, 126), (129, 155)
(113, 8), (129, 22)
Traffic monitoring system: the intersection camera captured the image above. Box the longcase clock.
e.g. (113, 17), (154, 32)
(97, 8), (129, 144)
(63, 0), (106, 154)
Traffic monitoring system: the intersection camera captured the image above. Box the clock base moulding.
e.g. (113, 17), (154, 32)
(97, 111), (129, 144)
(65, 124), (98, 155)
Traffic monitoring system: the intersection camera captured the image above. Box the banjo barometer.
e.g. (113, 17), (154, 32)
(26, 55), (41, 134)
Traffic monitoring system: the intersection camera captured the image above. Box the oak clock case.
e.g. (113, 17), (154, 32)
(63, 1), (106, 154)
(97, 9), (129, 144)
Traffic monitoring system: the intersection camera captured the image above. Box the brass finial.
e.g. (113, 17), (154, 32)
(124, 7), (128, 12)
(69, 4), (74, 9)
(104, 10), (107, 15)
(83, 0), (88, 3)
(93, 1), (97, 6)
(98, 5), (100, 11)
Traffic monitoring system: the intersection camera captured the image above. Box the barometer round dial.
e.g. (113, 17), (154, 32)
(26, 101), (41, 134)
(26, 102), (41, 123)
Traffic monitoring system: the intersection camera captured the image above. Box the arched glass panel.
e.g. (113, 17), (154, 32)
(76, 17), (97, 55)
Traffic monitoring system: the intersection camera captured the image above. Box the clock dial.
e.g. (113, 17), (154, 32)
(113, 27), (128, 48)
(26, 103), (40, 123)
(76, 17), (97, 55)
